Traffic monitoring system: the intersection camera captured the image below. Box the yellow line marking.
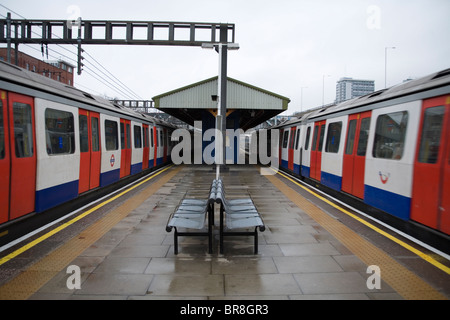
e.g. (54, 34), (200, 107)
(0, 165), (174, 267)
(265, 169), (448, 300)
(0, 165), (182, 299)
(273, 168), (450, 275)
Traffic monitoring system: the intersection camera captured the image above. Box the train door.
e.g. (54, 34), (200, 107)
(153, 127), (159, 166)
(310, 120), (325, 181)
(120, 119), (131, 177)
(288, 127), (296, 171)
(5, 93), (36, 220)
(411, 95), (450, 234)
(0, 91), (10, 223)
(279, 128), (284, 166)
(142, 124), (149, 170)
(163, 128), (168, 163)
(149, 126), (155, 168)
(342, 111), (371, 199)
(78, 109), (101, 193)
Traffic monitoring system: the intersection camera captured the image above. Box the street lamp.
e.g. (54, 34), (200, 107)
(385, 46), (396, 88)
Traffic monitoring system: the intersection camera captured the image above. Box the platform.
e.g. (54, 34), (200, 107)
(0, 165), (448, 300)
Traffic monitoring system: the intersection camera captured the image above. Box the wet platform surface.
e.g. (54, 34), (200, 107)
(0, 165), (449, 300)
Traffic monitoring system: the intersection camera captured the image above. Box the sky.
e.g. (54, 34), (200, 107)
(1, 0), (450, 115)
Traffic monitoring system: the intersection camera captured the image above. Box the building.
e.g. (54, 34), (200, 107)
(335, 77), (374, 103)
(0, 48), (74, 86)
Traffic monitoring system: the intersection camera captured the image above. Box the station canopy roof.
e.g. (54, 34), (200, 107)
(152, 76), (290, 130)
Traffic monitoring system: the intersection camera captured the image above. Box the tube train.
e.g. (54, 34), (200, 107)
(0, 60), (174, 232)
(271, 68), (450, 248)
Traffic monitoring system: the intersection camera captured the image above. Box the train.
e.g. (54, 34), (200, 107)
(0, 60), (174, 235)
(270, 68), (450, 249)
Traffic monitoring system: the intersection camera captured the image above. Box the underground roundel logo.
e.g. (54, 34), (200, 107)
(110, 154), (115, 167)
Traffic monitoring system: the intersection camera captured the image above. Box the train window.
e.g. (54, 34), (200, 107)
(143, 127), (149, 148)
(304, 126), (311, 150)
(289, 129), (296, 149)
(317, 124), (325, 151)
(134, 125), (142, 148)
(325, 121), (342, 153)
(373, 111), (408, 160)
(345, 120), (357, 155)
(282, 131), (289, 148)
(14, 102), (34, 158)
(79, 115), (89, 152)
(150, 128), (154, 147)
(105, 120), (118, 151)
(160, 130), (164, 146)
(91, 117), (100, 152)
(295, 129), (300, 150)
(418, 106), (445, 164)
(45, 108), (75, 155)
(312, 126), (319, 151)
(126, 123), (131, 149)
(0, 101), (4, 159)
(120, 122), (125, 150)
(356, 117), (371, 156)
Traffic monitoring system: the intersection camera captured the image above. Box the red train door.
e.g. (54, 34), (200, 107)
(288, 127), (296, 170)
(163, 128), (168, 163)
(8, 93), (36, 220)
(153, 127), (158, 166)
(310, 120), (325, 181)
(342, 111), (371, 199)
(279, 128), (284, 166)
(78, 109), (101, 194)
(120, 119), (131, 178)
(411, 95), (450, 234)
(142, 124), (149, 170)
(0, 91), (10, 223)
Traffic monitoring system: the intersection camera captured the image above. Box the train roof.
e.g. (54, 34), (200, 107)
(274, 67), (450, 128)
(0, 60), (175, 128)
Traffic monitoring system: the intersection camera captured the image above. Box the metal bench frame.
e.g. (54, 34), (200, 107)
(215, 179), (265, 254)
(166, 180), (217, 254)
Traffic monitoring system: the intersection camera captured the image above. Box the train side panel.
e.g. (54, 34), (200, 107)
(100, 114), (121, 187)
(35, 98), (79, 212)
(300, 123), (313, 178)
(131, 121), (143, 175)
(364, 100), (421, 220)
(320, 115), (347, 191)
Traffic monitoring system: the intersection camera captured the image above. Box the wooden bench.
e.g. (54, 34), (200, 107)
(166, 180), (217, 254)
(215, 179), (266, 254)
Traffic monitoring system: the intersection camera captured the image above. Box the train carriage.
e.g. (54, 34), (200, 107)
(0, 60), (174, 229)
(272, 67), (450, 241)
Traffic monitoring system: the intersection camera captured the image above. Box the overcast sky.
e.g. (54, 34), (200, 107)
(1, 0), (449, 115)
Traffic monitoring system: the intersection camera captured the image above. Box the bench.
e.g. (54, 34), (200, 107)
(215, 179), (265, 254)
(166, 180), (217, 254)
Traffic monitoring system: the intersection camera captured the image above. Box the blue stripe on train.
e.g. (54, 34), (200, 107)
(35, 180), (78, 212)
(364, 185), (410, 220)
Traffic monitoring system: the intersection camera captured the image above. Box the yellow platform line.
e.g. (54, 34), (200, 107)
(0, 165), (182, 300)
(265, 171), (448, 300)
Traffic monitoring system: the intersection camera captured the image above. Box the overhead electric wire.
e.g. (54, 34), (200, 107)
(0, 4), (143, 101)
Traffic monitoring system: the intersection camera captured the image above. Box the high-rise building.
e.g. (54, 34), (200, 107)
(335, 77), (374, 103)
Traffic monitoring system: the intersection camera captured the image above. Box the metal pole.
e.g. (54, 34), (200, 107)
(216, 26), (228, 179)
(6, 12), (11, 64)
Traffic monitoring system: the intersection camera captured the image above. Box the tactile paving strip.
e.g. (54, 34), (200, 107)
(0, 166), (182, 300)
(265, 173), (448, 300)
